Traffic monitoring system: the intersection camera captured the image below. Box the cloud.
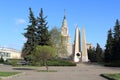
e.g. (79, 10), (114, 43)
(21, 37), (27, 42)
(16, 19), (26, 25)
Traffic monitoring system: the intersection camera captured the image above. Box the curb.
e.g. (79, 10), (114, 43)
(100, 74), (116, 80)
(0, 72), (25, 80)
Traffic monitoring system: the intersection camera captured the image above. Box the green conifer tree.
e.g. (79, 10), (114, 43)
(96, 43), (103, 62)
(36, 8), (51, 46)
(87, 47), (96, 62)
(104, 29), (113, 62)
(112, 19), (120, 61)
(22, 8), (37, 57)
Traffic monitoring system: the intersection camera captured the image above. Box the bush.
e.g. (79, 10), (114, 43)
(47, 59), (76, 66)
(0, 57), (4, 63)
(31, 46), (56, 64)
(5, 59), (21, 66)
(104, 60), (120, 67)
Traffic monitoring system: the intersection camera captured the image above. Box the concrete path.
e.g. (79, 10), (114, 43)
(0, 63), (120, 80)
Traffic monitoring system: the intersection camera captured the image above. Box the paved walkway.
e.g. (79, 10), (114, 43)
(0, 63), (120, 80)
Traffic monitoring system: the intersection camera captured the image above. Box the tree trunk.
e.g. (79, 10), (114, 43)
(44, 60), (48, 71)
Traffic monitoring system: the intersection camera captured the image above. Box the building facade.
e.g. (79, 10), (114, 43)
(86, 43), (94, 49)
(0, 47), (21, 61)
(60, 11), (73, 57)
(60, 11), (93, 62)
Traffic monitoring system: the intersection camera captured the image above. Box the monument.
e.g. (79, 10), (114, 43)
(73, 27), (88, 62)
(60, 11), (89, 62)
(81, 28), (88, 62)
(73, 27), (81, 62)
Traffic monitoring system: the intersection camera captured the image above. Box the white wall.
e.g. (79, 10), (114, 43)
(0, 47), (21, 60)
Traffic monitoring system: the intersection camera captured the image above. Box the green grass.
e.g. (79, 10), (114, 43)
(13, 65), (41, 68)
(37, 70), (57, 72)
(101, 73), (120, 80)
(47, 59), (76, 66)
(0, 72), (20, 77)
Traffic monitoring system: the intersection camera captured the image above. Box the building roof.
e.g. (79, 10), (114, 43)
(0, 47), (21, 53)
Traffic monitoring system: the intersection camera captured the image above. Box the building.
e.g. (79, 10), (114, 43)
(0, 47), (21, 61)
(60, 11), (73, 57)
(86, 43), (94, 49)
(60, 11), (93, 62)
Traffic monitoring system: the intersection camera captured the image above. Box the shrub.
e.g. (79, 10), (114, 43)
(5, 59), (21, 66)
(0, 57), (4, 63)
(104, 60), (120, 67)
(47, 59), (76, 66)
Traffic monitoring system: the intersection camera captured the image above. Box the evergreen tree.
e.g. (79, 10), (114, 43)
(104, 29), (113, 62)
(22, 8), (37, 57)
(88, 47), (97, 62)
(36, 8), (51, 46)
(96, 43), (103, 62)
(112, 19), (120, 61)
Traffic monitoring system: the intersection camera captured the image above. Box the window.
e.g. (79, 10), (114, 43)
(0, 52), (10, 57)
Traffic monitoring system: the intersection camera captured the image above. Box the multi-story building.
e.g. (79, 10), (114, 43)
(60, 11), (73, 57)
(0, 47), (21, 61)
(86, 43), (94, 49)
(60, 11), (94, 62)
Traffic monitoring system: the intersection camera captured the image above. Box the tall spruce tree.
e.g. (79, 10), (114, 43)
(88, 47), (97, 62)
(104, 29), (113, 62)
(22, 8), (37, 57)
(112, 19), (120, 61)
(96, 43), (103, 62)
(36, 8), (51, 46)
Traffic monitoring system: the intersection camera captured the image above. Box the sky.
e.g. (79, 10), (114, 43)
(0, 0), (120, 51)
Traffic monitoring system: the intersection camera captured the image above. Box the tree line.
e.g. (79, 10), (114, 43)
(87, 43), (103, 63)
(21, 8), (68, 69)
(22, 8), (51, 57)
(104, 19), (120, 63)
(22, 8), (120, 67)
(88, 19), (120, 66)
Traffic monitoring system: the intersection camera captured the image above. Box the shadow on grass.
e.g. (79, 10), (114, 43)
(13, 68), (35, 70)
(37, 70), (57, 72)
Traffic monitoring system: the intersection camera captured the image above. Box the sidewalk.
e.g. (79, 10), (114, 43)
(1, 63), (120, 80)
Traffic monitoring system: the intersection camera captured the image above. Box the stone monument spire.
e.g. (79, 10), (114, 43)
(74, 26), (81, 62)
(82, 27), (88, 62)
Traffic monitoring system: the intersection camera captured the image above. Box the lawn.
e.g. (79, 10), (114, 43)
(13, 65), (40, 68)
(0, 72), (20, 77)
(101, 73), (120, 80)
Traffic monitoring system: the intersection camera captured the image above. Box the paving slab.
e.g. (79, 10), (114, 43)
(0, 63), (120, 80)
